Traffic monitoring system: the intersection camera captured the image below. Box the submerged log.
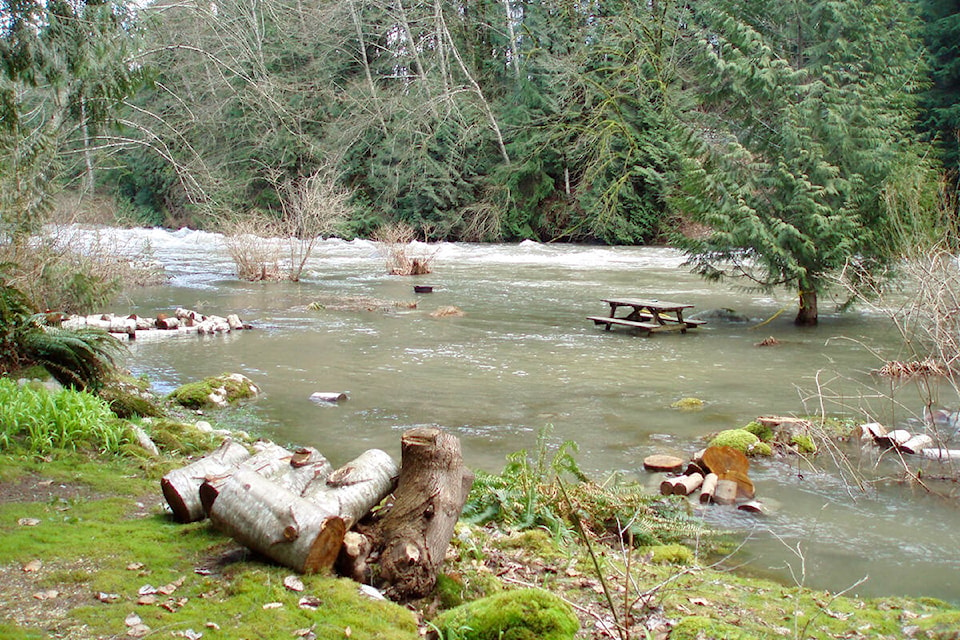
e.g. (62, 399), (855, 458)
(899, 434), (934, 455)
(370, 428), (473, 600)
(921, 448), (960, 462)
(207, 468), (347, 574)
(643, 454), (684, 473)
(161, 440), (252, 523)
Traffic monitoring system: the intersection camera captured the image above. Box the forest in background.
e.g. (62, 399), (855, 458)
(1, 0), (960, 324)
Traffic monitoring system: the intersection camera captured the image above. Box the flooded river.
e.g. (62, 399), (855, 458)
(72, 225), (960, 603)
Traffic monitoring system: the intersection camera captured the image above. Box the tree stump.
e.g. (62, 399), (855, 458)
(370, 428), (473, 600)
(161, 439), (251, 523)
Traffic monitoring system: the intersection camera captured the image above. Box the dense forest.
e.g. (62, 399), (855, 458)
(1, 0), (959, 323)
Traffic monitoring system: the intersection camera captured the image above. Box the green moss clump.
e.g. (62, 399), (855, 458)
(708, 429), (759, 454)
(790, 434), (817, 454)
(641, 543), (694, 565)
(435, 573), (467, 609)
(742, 421), (773, 442)
(168, 373), (259, 410)
(145, 419), (220, 456)
(671, 397), (704, 411)
(495, 529), (560, 559)
(671, 616), (750, 640)
(431, 588), (579, 640)
(751, 441), (773, 456)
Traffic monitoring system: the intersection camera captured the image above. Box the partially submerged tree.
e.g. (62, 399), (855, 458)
(675, 0), (935, 325)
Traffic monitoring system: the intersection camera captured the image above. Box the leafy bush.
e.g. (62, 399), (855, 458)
(0, 378), (129, 454)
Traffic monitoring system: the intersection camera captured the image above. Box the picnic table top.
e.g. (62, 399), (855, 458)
(601, 298), (695, 311)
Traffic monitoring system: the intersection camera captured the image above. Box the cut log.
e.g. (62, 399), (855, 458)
(369, 428), (473, 600)
(642, 454), (684, 473)
(156, 316), (181, 330)
(660, 477), (681, 496)
(199, 442), (294, 515)
(207, 468), (347, 574)
(875, 429), (912, 449)
(700, 473), (719, 504)
(921, 448), (960, 461)
(300, 449), (398, 528)
(161, 440), (251, 523)
(712, 478), (738, 505)
(899, 434), (934, 455)
(859, 422), (887, 441)
(276, 447), (333, 496)
(671, 473), (703, 496)
(337, 531), (374, 583)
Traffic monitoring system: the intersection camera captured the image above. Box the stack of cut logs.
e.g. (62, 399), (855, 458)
(646, 446), (761, 512)
(160, 427), (473, 601)
(60, 307), (250, 340)
(861, 422), (960, 461)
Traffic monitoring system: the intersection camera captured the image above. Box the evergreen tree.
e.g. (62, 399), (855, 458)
(0, 0), (145, 240)
(919, 0), (960, 180)
(675, 0), (933, 325)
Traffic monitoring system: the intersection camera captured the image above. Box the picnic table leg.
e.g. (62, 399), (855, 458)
(676, 310), (687, 333)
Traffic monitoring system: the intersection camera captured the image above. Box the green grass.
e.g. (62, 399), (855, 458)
(0, 378), (129, 454)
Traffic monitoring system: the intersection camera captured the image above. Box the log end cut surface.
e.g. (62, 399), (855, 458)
(302, 516), (347, 574)
(160, 476), (191, 523)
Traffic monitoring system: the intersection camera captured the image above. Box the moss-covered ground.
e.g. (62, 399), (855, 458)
(1, 444), (959, 639)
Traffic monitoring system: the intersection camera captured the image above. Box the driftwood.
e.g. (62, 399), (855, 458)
(366, 428), (473, 600)
(207, 468), (348, 573)
(712, 479), (739, 505)
(921, 448), (960, 461)
(900, 434), (934, 455)
(161, 440), (252, 523)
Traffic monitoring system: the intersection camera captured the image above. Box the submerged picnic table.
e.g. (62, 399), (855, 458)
(588, 298), (705, 335)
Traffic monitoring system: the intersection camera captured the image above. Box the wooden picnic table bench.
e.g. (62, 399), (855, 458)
(589, 298), (704, 335)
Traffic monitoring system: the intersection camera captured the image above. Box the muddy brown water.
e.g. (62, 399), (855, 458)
(66, 225), (960, 603)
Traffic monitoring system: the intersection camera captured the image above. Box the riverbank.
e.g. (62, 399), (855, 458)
(2, 427), (960, 639)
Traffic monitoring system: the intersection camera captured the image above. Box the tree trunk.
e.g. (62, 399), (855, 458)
(207, 468), (347, 574)
(370, 427), (473, 600)
(795, 285), (818, 326)
(161, 439), (251, 523)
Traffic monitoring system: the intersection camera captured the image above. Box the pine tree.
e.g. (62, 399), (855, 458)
(919, 0), (960, 180)
(675, 0), (933, 325)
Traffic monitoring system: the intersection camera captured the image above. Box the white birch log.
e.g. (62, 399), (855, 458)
(227, 314), (244, 330)
(876, 429), (912, 449)
(671, 473), (704, 496)
(199, 442), (294, 515)
(859, 422), (887, 441)
(161, 440), (252, 522)
(899, 434), (934, 455)
(700, 473), (719, 504)
(712, 479), (739, 505)
(156, 316), (180, 330)
(276, 448), (333, 497)
(207, 468), (347, 574)
(921, 448), (960, 461)
(301, 449), (398, 528)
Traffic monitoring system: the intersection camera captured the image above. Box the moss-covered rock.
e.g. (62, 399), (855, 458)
(742, 421), (773, 442)
(168, 373), (260, 410)
(431, 588), (579, 640)
(708, 429), (771, 456)
(671, 397), (705, 411)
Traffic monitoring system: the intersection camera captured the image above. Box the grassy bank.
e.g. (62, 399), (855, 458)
(2, 384), (960, 639)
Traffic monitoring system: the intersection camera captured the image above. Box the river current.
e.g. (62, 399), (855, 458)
(64, 225), (960, 603)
